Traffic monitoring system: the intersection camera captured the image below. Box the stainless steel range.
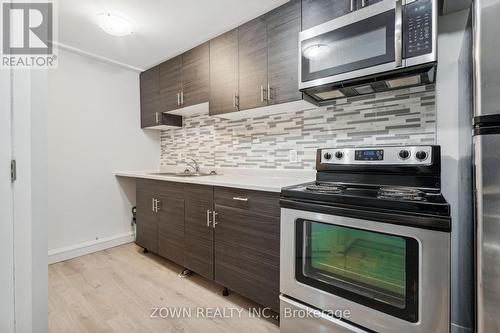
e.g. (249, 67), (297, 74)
(279, 145), (450, 333)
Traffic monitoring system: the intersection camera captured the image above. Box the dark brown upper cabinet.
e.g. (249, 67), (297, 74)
(238, 17), (268, 111)
(208, 0), (302, 116)
(139, 66), (160, 128)
(266, 0), (302, 105)
(181, 42), (210, 108)
(301, 0), (352, 31)
(159, 55), (182, 112)
(143, 0), (312, 122)
(140, 65), (182, 129)
(209, 29), (239, 116)
(159, 44), (209, 111)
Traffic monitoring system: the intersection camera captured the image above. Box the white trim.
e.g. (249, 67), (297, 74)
(48, 231), (135, 264)
(53, 41), (145, 72)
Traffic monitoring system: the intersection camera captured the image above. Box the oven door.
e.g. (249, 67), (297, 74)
(299, 0), (402, 90)
(280, 207), (450, 333)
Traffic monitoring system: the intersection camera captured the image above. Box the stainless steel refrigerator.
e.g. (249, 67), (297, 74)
(474, 0), (500, 332)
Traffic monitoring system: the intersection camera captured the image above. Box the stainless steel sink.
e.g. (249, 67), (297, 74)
(148, 171), (217, 177)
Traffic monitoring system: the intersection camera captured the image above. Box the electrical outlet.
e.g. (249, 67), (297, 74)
(289, 149), (298, 163)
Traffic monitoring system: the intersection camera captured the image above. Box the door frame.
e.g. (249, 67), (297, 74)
(0, 67), (49, 332)
(0, 66), (15, 333)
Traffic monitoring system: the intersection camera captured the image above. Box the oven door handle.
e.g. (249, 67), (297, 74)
(395, 0), (403, 68)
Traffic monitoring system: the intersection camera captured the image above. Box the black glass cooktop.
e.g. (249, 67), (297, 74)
(281, 182), (450, 217)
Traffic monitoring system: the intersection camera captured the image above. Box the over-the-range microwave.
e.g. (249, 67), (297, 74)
(299, 0), (437, 104)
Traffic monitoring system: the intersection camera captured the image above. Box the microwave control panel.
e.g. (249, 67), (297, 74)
(404, 0), (433, 58)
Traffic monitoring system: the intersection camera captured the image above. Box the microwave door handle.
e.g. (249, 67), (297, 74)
(395, 0), (403, 67)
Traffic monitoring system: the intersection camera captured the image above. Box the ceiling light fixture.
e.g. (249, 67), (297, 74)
(97, 12), (133, 37)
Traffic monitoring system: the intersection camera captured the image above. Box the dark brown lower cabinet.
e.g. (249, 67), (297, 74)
(136, 190), (159, 254)
(135, 180), (280, 311)
(157, 196), (185, 265)
(184, 184), (214, 280)
(214, 205), (280, 312)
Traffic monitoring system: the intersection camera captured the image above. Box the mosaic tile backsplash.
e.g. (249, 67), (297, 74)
(160, 84), (436, 170)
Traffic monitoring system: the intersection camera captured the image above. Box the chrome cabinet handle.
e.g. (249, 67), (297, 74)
(395, 0), (403, 68)
(156, 199), (161, 212)
(152, 198), (155, 212)
(233, 94), (240, 109)
(361, 0), (366, 7)
(206, 209), (211, 227)
(350, 0), (355, 12)
(260, 85), (268, 103)
(267, 83), (273, 101)
(155, 112), (160, 124)
(177, 92), (180, 106)
(232, 197), (248, 202)
(180, 91), (184, 105)
(212, 211), (218, 229)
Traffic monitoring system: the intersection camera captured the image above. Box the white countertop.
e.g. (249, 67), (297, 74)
(115, 168), (315, 193)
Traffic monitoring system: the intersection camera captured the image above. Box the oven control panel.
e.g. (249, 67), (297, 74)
(320, 146), (433, 165)
(404, 0), (433, 58)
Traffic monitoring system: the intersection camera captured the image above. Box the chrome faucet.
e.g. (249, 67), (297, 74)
(185, 158), (200, 173)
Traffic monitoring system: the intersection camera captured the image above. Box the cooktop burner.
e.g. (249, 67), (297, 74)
(281, 181), (449, 216)
(377, 186), (426, 201)
(305, 183), (346, 194)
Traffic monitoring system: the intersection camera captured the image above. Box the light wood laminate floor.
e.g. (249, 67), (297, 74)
(49, 243), (280, 333)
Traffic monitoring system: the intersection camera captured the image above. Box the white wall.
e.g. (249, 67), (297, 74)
(48, 49), (159, 261)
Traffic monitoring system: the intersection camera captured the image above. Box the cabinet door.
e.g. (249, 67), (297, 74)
(184, 185), (214, 280)
(238, 17), (268, 110)
(181, 42), (209, 108)
(266, 0), (302, 105)
(209, 29), (239, 115)
(157, 196), (185, 266)
(136, 191), (159, 253)
(159, 56), (182, 112)
(140, 66), (160, 128)
(301, 0), (353, 31)
(214, 205), (280, 312)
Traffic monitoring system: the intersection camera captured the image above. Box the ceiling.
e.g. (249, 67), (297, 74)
(56, 0), (288, 71)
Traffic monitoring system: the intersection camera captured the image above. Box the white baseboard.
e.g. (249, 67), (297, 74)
(48, 231), (135, 264)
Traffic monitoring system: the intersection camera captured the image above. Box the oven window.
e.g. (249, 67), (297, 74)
(296, 219), (419, 322)
(301, 10), (395, 82)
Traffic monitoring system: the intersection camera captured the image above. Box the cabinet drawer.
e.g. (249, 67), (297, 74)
(215, 241), (279, 311)
(137, 179), (185, 198)
(214, 187), (280, 217)
(184, 183), (214, 202)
